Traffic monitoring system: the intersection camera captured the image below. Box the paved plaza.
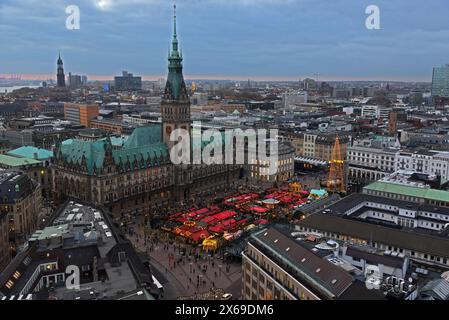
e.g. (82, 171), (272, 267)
(127, 220), (243, 300)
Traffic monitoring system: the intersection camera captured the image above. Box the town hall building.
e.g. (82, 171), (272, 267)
(51, 8), (242, 217)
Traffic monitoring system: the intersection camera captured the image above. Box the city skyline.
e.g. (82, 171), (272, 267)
(1, 0), (449, 82)
(2, 1), (449, 306)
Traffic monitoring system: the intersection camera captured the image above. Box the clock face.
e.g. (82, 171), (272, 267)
(166, 126), (172, 135)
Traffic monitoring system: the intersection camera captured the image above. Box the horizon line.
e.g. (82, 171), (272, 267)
(0, 73), (431, 83)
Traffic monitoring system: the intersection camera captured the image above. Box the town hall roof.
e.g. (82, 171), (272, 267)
(58, 124), (169, 175)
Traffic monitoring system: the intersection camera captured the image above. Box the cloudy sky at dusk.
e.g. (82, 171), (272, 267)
(1, 0), (449, 81)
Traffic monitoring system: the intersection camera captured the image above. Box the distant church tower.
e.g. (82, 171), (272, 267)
(161, 4), (191, 148)
(57, 52), (66, 87)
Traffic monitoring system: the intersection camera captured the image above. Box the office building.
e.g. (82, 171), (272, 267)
(114, 71), (142, 91)
(347, 145), (398, 184)
(242, 227), (379, 300)
(248, 142), (295, 183)
(89, 118), (133, 135)
(64, 103), (100, 127)
(432, 64), (449, 98)
(68, 73), (83, 88)
(297, 211), (449, 269)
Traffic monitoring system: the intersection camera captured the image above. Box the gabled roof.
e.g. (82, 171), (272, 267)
(58, 125), (169, 175)
(113, 143), (168, 171)
(60, 139), (107, 175)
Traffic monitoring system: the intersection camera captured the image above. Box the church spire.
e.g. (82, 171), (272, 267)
(57, 51), (65, 87)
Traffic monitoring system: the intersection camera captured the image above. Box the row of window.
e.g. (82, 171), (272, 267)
(298, 226), (449, 266)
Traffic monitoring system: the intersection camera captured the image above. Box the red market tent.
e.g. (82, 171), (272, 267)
(255, 219), (269, 225)
(249, 205), (269, 214)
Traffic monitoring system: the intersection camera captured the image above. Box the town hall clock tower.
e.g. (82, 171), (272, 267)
(161, 4), (191, 149)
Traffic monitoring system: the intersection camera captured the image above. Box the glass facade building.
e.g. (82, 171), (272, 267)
(432, 64), (449, 98)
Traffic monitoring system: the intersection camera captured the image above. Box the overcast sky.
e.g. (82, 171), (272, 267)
(1, 0), (448, 81)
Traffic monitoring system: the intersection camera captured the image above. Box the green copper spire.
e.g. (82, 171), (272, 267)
(164, 2), (187, 101)
(173, 4), (177, 39)
(171, 3), (179, 56)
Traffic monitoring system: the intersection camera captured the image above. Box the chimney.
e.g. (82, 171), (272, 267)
(33, 152), (38, 160)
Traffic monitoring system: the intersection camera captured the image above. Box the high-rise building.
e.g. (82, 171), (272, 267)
(68, 72), (83, 88)
(432, 64), (449, 98)
(56, 52), (66, 88)
(114, 71), (142, 91)
(161, 4), (191, 148)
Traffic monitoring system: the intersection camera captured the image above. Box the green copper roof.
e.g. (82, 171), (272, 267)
(113, 142), (168, 170)
(364, 181), (449, 203)
(8, 146), (53, 160)
(111, 136), (128, 147)
(123, 125), (162, 148)
(0, 154), (41, 167)
(59, 125), (168, 175)
(60, 139), (107, 174)
(164, 4), (188, 101)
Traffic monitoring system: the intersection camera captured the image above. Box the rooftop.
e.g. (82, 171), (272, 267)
(7, 146), (53, 161)
(298, 213), (449, 258)
(364, 181), (449, 203)
(0, 201), (155, 299)
(58, 124), (168, 175)
(0, 154), (41, 167)
(250, 227), (354, 299)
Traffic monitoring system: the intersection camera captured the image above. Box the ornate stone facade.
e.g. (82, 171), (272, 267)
(0, 171), (41, 258)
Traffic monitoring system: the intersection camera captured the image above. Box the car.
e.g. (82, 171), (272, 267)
(222, 293), (233, 300)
